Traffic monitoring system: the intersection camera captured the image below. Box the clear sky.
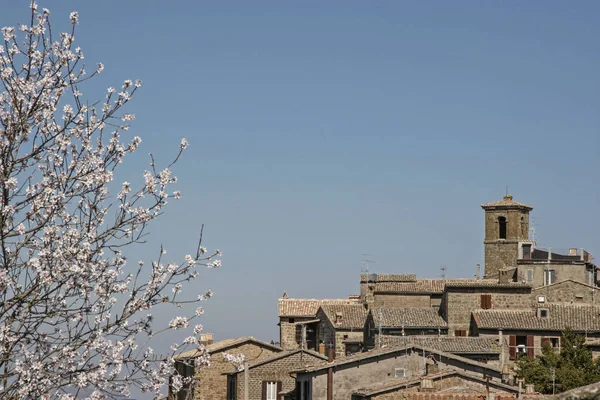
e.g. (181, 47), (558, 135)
(2, 0), (599, 368)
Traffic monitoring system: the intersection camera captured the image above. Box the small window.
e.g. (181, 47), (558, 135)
(544, 270), (556, 285)
(480, 294), (492, 309)
(550, 338), (560, 348)
(394, 368), (406, 378)
(523, 244), (532, 260)
(343, 334), (348, 340)
(538, 309), (549, 318)
(538, 295), (546, 303)
(264, 381), (279, 400)
(288, 318), (295, 324)
(498, 216), (507, 239)
(526, 269), (533, 283)
(454, 329), (467, 337)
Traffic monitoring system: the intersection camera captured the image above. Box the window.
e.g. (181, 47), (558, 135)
(302, 380), (310, 400)
(526, 269), (533, 283)
(454, 329), (467, 337)
(498, 216), (507, 239)
(510, 335), (534, 360)
(537, 295), (546, 304)
(263, 381), (280, 400)
(227, 375), (237, 400)
(544, 270), (556, 285)
(537, 308), (549, 318)
(394, 368), (406, 378)
(480, 294), (492, 309)
(288, 318), (295, 324)
(523, 244), (532, 260)
(550, 338), (560, 348)
(295, 324), (302, 344)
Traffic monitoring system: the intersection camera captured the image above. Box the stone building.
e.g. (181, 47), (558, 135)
(481, 195), (533, 279)
(471, 304), (600, 359)
(316, 304), (368, 358)
(225, 349), (326, 400)
(363, 308), (448, 350)
(278, 298), (360, 351)
(531, 279), (600, 304)
(481, 195), (596, 287)
(373, 335), (504, 365)
(172, 336), (282, 400)
(440, 281), (532, 336)
(294, 344), (506, 400)
(351, 368), (522, 400)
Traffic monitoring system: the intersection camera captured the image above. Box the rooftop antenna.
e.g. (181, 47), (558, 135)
(361, 254), (376, 274)
(506, 185), (509, 196)
(440, 265), (447, 279)
(530, 217), (537, 243)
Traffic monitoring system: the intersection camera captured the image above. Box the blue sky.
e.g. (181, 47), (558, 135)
(2, 0), (599, 363)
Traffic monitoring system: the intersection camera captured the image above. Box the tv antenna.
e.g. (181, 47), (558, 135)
(361, 254), (376, 274)
(440, 265), (447, 278)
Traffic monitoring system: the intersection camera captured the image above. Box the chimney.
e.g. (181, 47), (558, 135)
(569, 248), (578, 256)
(475, 264), (481, 280)
(199, 333), (214, 346)
(335, 312), (343, 325)
(319, 342), (326, 355)
(419, 378), (435, 392)
(525, 384), (535, 394)
(425, 362), (439, 376)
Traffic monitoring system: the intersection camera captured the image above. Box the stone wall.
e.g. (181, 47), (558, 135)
(298, 348), (503, 400)
(370, 375), (515, 400)
(517, 262), (591, 289)
(193, 343), (280, 400)
(280, 317), (316, 350)
(484, 242), (519, 279)
(234, 351), (324, 400)
(443, 289), (532, 335)
(530, 279), (599, 304)
(373, 294), (432, 308)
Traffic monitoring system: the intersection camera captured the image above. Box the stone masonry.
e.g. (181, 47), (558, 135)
(233, 350), (326, 400)
(190, 340), (281, 400)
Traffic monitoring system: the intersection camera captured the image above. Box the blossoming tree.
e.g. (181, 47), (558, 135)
(0, 3), (219, 399)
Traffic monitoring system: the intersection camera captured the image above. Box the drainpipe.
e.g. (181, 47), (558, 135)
(327, 348), (334, 400)
(243, 361), (249, 400)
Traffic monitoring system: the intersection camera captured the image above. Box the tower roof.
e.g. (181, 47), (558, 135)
(481, 195), (533, 211)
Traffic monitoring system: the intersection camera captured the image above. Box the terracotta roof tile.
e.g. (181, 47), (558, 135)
(374, 279), (497, 294)
(481, 195), (533, 210)
(319, 304), (368, 330)
(375, 335), (501, 354)
(174, 336), (281, 359)
(296, 343), (502, 374)
(372, 308), (447, 329)
(360, 274), (417, 283)
(473, 304), (600, 331)
(278, 298), (360, 317)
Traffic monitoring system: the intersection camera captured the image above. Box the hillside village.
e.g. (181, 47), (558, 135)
(171, 195), (600, 400)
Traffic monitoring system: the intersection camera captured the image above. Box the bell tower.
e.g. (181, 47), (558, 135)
(481, 195), (533, 279)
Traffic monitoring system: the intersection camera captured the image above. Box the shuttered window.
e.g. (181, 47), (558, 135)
(509, 335), (516, 360)
(262, 381), (282, 400)
(295, 324), (302, 344)
(480, 294), (492, 310)
(527, 335), (534, 359)
(454, 329), (467, 337)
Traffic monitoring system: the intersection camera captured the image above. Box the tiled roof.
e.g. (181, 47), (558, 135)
(532, 279), (600, 292)
(374, 279), (447, 294)
(445, 281), (531, 289)
(278, 298), (360, 317)
(473, 304), (600, 332)
(360, 274), (417, 283)
(296, 343), (502, 374)
(375, 335), (501, 354)
(374, 279), (498, 294)
(481, 195), (533, 210)
(372, 308), (447, 329)
(174, 336), (282, 359)
(353, 369), (519, 397)
(319, 304), (368, 330)
(226, 349), (327, 374)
